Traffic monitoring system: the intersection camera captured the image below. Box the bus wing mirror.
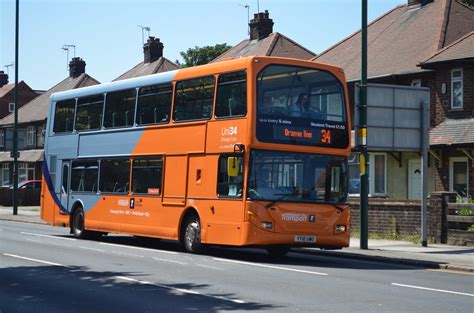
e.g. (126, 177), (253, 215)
(227, 157), (240, 177)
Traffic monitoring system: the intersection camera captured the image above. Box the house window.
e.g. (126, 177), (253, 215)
(371, 154), (387, 194)
(37, 124), (45, 147)
(348, 154), (360, 195)
(1, 163), (9, 186)
(411, 79), (421, 87)
(0, 129), (4, 148)
(449, 157), (468, 198)
(451, 69), (463, 109)
(18, 163), (35, 182)
(27, 126), (36, 147)
(347, 153), (387, 196)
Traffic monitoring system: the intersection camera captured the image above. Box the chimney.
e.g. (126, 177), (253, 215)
(69, 57), (86, 78)
(408, 0), (433, 6)
(143, 36), (164, 63)
(0, 71), (8, 88)
(249, 10), (274, 41)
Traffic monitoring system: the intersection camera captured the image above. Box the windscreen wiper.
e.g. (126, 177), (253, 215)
(264, 192), (296, 209)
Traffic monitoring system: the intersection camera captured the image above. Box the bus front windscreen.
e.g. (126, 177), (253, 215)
(256, 65), (348, 148)
(247, 150), (348, 204)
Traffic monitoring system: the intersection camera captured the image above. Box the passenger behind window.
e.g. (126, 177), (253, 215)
(259, 96), (274, 114)
(227, 87), (244, 116)
(288, 93), (308, 117)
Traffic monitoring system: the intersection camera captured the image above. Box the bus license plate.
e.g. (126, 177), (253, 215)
(294, 236), (316, 243)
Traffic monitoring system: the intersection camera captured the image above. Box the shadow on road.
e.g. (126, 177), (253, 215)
(0, 263), (278, 313)
(55, 233), (423, 272)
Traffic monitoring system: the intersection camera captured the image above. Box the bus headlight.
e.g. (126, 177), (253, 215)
(335, 225), (346, 233)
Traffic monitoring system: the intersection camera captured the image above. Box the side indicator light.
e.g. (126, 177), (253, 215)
(247, 210), (257, 220)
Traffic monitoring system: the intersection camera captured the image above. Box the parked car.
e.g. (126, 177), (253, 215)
(18, 180), (42, 190)
(8, 180), (42, 190)
(348, 178), (360, 194)
(1, 180), (42, 206)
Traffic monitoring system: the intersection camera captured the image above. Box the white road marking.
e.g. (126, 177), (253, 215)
(21, 232), (76, 241)
(152, 257), (187, 265)
(25, 238), (42, 244)
(196, 263), (223, 271)
(213, 258), (328, 276)
(111, 251), (145, 258)
(115, 276), (245, 304)
(99, 242), (178, 255)
(3, 253), (65, 267)
(391, 283), (474, 297)
(79, 246), (105, 252)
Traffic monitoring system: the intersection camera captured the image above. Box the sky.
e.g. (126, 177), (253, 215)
(1, 0), (404, 91)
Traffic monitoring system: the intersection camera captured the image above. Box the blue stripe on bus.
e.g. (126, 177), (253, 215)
(42, 159), (69, 214)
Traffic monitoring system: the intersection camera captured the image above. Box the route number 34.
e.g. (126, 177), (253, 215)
(321, 129), (331, 143)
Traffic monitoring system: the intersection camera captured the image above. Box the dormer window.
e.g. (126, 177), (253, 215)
(451, 69), (463, 109)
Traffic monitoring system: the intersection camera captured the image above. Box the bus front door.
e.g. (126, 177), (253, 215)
(60, 161), (70, 212)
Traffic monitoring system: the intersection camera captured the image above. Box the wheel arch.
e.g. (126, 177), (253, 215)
(178, 206), (201, 243)
(69, 199), (85, 229)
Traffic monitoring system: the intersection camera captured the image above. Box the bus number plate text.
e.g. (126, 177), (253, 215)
(294, 236), (316, 243)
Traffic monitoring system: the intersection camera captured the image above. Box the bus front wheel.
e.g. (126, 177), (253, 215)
(182, 214), (204, 254)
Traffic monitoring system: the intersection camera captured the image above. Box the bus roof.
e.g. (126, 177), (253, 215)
(50, 56), (343, 103)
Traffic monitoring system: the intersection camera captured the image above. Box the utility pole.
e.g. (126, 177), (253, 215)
(359, 0), (369, 249)
(13, 0), (19, 215)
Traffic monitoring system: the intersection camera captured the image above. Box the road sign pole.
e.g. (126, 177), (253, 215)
(359, 0), (369, 249)
(421, 101), (429, 247)
(13, 0), (19, 215)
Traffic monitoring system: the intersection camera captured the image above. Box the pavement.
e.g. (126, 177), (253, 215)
(1, 205), (473, 273)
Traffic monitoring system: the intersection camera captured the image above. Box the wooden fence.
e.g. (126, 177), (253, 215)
(446, 203), (474, 246)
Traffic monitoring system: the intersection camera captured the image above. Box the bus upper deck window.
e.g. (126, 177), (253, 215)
(173, 76), (215, 122)
(75, 94), (105, 131)
(53, 99), (76, 133)
(104, 89), (136, 128)
(215, 71), (247, 118)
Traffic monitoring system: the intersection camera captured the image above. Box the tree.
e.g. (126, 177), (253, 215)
(176, 43), (231, 68)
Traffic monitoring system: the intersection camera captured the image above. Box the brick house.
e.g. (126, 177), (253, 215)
(114, 36), (179, 81)
(313, 0), (473, 199)
(0, 57), (99, 186)
(212, 10), (315, 62)
(420, 31), (474, 197)
(0, 71), (38, 119)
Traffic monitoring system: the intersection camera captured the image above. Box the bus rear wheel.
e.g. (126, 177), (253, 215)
(182, 214), (204, 254)
(71, 207), (100, 239)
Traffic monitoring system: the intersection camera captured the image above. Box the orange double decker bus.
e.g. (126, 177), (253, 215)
(41, 56), (351, 256)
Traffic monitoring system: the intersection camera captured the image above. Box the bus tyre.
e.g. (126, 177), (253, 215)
(183, 214), (203, 254)
(71, 208), (99, 239)
(72, 208), (87, 239)
(266, 246), (290, 258)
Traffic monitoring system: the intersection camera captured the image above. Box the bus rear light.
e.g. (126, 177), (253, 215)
(335, 225), (346, 233)
(261, 222), (273, 230)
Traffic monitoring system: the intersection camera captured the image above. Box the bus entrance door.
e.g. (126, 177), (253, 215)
(60, 161), (70, 213)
